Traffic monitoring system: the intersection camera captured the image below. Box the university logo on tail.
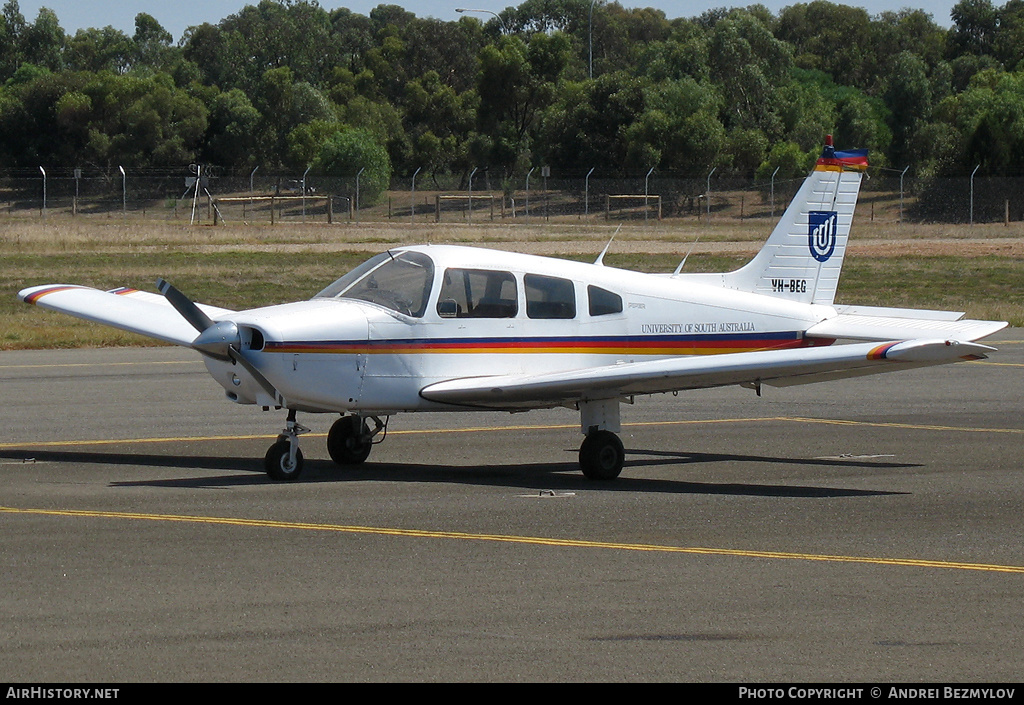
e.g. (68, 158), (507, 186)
(809, 211), (838, 262)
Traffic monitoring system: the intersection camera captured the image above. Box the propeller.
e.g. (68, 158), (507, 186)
(156, 278), (285, 406)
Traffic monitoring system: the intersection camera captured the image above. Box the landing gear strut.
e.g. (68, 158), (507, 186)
(264, 409), (310, 481)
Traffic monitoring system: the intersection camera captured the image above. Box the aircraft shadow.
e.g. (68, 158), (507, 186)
(1, 446), (908, 498)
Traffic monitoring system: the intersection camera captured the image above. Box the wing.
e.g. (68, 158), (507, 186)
(807, 305), (1007, 342)
(18, 284), (236, 346)
(420, 339), (995, 410)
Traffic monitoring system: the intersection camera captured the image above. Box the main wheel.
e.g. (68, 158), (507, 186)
(327, 416), (372, 465)
(265, 439), (304, 481)
(579, 430), (625, 480)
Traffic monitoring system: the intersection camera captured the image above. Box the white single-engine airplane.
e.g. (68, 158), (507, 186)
(19, 137), (1007, 481)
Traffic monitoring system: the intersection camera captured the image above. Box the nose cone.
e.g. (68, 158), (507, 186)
(191, 320), (239, 361)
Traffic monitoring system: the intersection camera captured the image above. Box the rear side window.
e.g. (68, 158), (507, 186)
(588, 286), (623, 316)
(437, 269), (518, 318)
(525, 274), (575, 319)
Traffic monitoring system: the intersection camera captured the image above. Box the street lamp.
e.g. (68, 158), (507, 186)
(456, 8), (509, 33)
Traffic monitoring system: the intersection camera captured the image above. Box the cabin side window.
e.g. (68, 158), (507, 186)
(588, 285), (623, 316)
(436, 269), (518, 318)
(524, 274), (576, 319)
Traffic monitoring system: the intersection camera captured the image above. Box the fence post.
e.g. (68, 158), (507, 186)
(970, 164), (980, 225)
(39, 166), (46, 218)
(706, 167), (717, 221)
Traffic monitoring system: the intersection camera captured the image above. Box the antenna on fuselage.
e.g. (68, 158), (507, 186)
(671, 235), (702, 276)
(594, 225), (622, 266)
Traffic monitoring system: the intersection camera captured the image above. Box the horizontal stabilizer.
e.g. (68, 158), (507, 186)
(18, 284), (236, 347)
(420, 338), (994, 410)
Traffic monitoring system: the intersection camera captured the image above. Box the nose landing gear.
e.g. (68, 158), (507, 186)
(264, 411), (387, 481)
(264, 409), (310, 481)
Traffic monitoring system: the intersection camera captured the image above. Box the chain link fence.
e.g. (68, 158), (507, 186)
(2, 166), (1021, 226)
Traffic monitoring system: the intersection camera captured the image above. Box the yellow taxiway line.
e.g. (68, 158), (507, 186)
(2, 505), (1022, 575)
(3, 415), (1022, 450)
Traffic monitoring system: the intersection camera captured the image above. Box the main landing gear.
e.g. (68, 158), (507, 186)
(579, 430), (625, 480)
(264, 411), (385, 482)
(577, 398), (626, 481)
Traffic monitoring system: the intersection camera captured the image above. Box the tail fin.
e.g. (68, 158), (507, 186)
(721, 137), (867, 306)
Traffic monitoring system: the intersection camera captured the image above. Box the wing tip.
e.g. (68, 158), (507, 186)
(17, 284), (87, 305)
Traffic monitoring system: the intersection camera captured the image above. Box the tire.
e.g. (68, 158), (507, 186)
(327, 416), (372, 465)
(579, 430), (625, 480)
(265, 439), (304, 481)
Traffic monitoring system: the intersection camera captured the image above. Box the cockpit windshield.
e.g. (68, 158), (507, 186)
(314, 251), (435, 318)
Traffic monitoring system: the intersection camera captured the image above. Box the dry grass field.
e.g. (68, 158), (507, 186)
(3, 214), (1023, 349)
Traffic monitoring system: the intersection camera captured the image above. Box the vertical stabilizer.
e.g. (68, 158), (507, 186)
(720, 137), (867, 306)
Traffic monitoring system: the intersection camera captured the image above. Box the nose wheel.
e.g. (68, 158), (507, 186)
(264, 409), (309, 481)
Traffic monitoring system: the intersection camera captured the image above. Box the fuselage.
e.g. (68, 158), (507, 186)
(202, 244), (836, 414)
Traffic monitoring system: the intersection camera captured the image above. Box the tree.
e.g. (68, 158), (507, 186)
(477, 32), (572, 176)
(313, 127), (391, 203)
(947, 0), (999, 58)
(624, 77), (725, 174)
(884, 51), (933, 165)
(133, 13), (175, 71)
(0, 0), (26, 80)
(708, 10), (791, 138)
(65, 27), (133, 73)
(539, 71), (647, 173)
(756, 140), (815, 180)
(402, 70), (477, 175)
(776, 1), (873, 88)
(203, 87), (263, 167)
(21, 7), (65, 72)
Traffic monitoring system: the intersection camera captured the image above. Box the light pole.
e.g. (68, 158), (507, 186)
(455, 8), (508, 33)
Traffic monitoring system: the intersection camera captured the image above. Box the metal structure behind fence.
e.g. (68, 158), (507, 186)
(1, 168), (1021, 225)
